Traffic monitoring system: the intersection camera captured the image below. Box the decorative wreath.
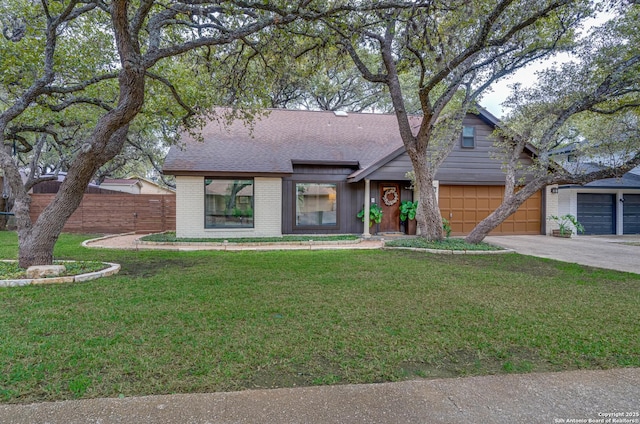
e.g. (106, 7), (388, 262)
(382, 187), (399, 206)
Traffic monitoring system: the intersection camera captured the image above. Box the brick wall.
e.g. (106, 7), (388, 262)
(176, 176), (282, 238)
(546, 185), (560, 234)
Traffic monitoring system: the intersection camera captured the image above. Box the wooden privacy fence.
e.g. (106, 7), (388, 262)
(30, 193), (176, 234)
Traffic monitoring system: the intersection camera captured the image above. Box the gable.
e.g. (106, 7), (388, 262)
(435, 114), (534, 184)
(354, 113), (534, 184)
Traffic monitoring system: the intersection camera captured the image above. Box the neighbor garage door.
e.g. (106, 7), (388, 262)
(623, 194), (640, 234)
(577, 193), (616, 235)
(438, 185), (541, 235)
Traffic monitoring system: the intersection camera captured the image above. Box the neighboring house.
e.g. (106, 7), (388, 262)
(548, 145), (640, 235)
(163, 108), (545, 239)
(136, 177), (175, 195)
(99, 178), (143, 194)
(100, 177), (175, 195)
(31, 173), (118, 194)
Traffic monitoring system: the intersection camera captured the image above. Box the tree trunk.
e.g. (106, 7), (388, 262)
(10, 1), (146, 268)
(464, 201), (522, 244)
(18, 226), (59, 268)
(408, 149), (443, 241)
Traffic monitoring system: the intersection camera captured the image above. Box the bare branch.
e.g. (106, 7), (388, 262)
(145, 71), (196, 123)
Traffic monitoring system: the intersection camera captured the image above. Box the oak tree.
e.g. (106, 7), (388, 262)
(0, 0), (321, 267)
(465, 4), (640, 242)
(324, 0), (594, 239)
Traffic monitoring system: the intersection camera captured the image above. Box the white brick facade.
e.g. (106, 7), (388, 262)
(175, 176), (282, 238)
(545, 184), (560, 235)
(555, 187), (640, 236)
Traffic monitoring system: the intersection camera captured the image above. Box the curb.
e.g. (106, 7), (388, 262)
(0, 261), (121, 288)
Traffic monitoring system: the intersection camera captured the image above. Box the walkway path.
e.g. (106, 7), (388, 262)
(84, 233), (384, 251)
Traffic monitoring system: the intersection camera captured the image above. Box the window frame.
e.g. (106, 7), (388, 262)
(293, 181), (339, 230)
(204, 177), (255, 229)
(461, 126), (476, 149)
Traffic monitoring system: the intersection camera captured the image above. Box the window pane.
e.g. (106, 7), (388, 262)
(205, 179), (254, 228)
(296, 183), (337, 226)
(462, 126), (475, 148)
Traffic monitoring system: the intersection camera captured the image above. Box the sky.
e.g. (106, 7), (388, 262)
(479, 57), (570, 119)
(478, 11), (614, 119)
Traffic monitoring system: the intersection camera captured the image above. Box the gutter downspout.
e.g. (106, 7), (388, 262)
(363, 179), (371, 238)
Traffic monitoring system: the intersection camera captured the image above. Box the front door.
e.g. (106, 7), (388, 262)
(379, 183), (401, 233)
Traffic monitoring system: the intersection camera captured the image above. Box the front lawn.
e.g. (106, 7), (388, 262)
(0, 231), (639, 404)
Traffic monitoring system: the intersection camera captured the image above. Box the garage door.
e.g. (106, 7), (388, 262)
(623, 194), (640, 234)
(438, 185), (541, 235)
(577, 193), (616, 235)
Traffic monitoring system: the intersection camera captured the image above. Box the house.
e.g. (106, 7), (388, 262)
(99, 177), (175, 195)
(547, 145), (640, 235)
(136, 177), (176, 195)
(163, 108), (546, 239)
(31, 173), (119, 194)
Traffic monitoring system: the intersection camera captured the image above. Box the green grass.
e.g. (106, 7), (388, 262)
(140, 232), (360, 243)
(385, 237), (503, 251)
(0, 231), (639, 404)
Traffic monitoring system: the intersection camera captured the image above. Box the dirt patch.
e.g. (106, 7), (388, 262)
(118, 258), (207, 278)
(399, 348), (556, 380)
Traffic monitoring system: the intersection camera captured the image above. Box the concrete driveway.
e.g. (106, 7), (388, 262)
(485, 235), (640, 274)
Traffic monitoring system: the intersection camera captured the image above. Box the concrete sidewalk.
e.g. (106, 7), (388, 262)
(1, 368), (638, 424)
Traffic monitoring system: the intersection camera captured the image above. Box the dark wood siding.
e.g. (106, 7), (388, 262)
(282, 165), (364, 234)
(368, 114), (534, 185)
(437, 114), (519, 184)
(367, 155), (413, 181)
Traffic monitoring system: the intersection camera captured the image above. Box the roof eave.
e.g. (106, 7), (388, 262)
(163, 170), (292, 178)
(347, 146), (407, 183)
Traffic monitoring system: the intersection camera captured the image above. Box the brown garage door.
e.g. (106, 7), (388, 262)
(439, 185), (541, 235)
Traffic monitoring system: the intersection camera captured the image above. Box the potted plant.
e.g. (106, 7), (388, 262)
(357, 203), (383, 230)
(548, 214), (585, 237)
(399, 200), (418, 235)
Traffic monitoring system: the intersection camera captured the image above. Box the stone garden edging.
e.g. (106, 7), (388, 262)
(383, 246), (515, 254)
(0, 261), (121, 288)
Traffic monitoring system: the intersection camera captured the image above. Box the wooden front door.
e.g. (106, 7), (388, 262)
(379, 183), (401, 232)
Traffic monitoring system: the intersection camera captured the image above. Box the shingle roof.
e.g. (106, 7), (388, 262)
(559, 163), (640, 189)
(163, 109), (421, 176)
(582, 172), (640, 188)
(102, 179), (140, 186)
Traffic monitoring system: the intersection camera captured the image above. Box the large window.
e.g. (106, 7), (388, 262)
(295, 183), (337, 227)
(461, 126), (475, 148)
(205, 178), (254, 228)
